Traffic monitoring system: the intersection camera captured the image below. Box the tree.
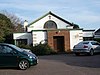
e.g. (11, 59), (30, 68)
(72, 23), (79, 29)
(0, 10), (24, 43)
(1, 10), (24, 32)
(0, 30), (5, 42)
(0, 13), (13, 42)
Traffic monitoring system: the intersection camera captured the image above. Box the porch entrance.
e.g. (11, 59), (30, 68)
(53, 36), (64, 52)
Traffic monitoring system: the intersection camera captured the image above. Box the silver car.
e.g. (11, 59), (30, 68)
(73, 41), (100, 56)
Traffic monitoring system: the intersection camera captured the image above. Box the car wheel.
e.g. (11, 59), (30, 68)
(89, 49), (94, 56)
(18, 59), (30, 70)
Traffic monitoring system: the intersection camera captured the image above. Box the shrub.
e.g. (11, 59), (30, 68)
(17, 43), (53, 55)
(18, 44), (32, 50)
(32, 43), (53, 55)
(94, 38), (100, 43)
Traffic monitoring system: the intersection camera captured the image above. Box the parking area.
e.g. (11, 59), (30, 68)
(0, 54), (100, 75)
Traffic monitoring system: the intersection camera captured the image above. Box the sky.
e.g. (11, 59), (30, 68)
(0, 0), (100, 30)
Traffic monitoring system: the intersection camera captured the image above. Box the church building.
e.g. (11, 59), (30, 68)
(13, 11), (83, 52)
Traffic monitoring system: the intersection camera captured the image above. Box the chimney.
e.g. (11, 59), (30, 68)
(24, 20), (28, 32)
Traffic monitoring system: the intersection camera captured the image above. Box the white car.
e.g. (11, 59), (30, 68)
(73, 41), (100, 56)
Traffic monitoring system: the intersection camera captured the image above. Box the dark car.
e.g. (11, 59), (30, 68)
(73, 41), (100, 56)
(0, 43), (38, 70)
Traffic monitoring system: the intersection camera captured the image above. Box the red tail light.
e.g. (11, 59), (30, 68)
(83, 45), (88, 48)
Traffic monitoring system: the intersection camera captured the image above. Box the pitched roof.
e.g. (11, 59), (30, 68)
(28, 11), (73, 27)
(83, 30), (95, 31)
(94, 28), (100, 35)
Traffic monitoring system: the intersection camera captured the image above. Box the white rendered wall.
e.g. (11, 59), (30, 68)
(32, 31), (47, 46)
(83, 31), (94, 37)
(27, 14), (70, 32)
(70, 30), (83, 50)
(13, 33), (32, 45)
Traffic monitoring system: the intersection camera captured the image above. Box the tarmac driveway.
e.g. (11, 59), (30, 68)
(0, 54), (100, 75)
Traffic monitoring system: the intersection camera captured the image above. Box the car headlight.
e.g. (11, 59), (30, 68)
(28, 55), (33, 59)
(28, 54), (36, 59)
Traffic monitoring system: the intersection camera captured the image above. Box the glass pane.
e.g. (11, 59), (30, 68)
(44, 20), (57, 29)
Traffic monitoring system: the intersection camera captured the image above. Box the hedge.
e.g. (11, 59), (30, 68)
(18, 43), (54, 55)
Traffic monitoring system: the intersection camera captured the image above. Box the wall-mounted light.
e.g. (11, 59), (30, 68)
(56, 30), (60, 34)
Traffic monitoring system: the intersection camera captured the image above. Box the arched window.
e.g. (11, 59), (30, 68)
(44, 20), (57, 29)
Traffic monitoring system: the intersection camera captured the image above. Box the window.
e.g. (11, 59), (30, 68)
(44, 20), (57, 29)
(16, 39), (27, 45)
(91, 42), (100, 45)
(0, 45), (13, 53)
(83, 42), (89, 44)
(83, 37), (94, 41)
(0, 45), (3, 53)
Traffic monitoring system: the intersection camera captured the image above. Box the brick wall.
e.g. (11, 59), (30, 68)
(47, 30), (71, 52)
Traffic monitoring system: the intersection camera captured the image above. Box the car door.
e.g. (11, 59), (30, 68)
(91, 42), (100, 52)
(0, 45), (18, 67)
(0, 45), (4, 66)
(94, 42), (100, 52)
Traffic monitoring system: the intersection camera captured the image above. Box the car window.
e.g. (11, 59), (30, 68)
(0, 45), (13, 53)
(9, 44), (23, 52)
(91, 42), (100, 45)
(83, 42), (89, 44)
(0, 45), (4, 53)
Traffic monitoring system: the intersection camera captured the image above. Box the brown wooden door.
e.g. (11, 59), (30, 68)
(53, 36), (64, 52)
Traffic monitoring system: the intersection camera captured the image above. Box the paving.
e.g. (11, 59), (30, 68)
(0, 54), (100, 75)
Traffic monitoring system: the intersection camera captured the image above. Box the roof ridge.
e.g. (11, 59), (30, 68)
(28, 11), (51, 26)
(28, 11), (73, 27)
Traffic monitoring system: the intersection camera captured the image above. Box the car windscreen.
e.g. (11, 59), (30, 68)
(77, 42), (89, 45)
(91, 42), (100, 45)
(9, 44), (23, 52)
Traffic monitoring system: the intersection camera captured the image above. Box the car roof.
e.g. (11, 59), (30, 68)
(78, 41), (98, 44)
(0, 43), (14, 46)
(81, 41), (97, 42)
(0, 43), (9, 45)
